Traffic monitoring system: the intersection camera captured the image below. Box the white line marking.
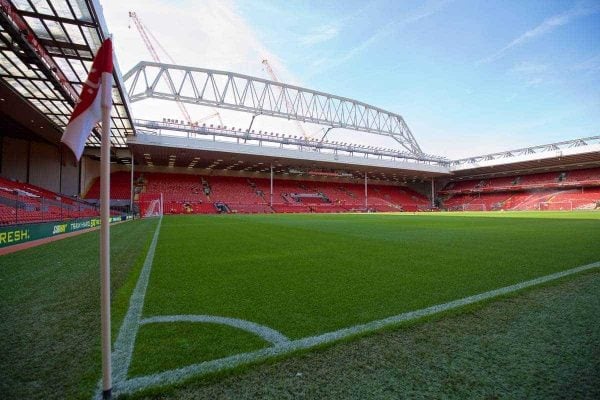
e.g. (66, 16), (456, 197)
(93, 217), (163, 399)
(112, 216), (163, 382)
(141, 315), (290, 345)
(116, 260), (599, 396)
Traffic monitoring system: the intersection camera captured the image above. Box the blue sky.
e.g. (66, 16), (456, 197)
(104, 0), (600, 158)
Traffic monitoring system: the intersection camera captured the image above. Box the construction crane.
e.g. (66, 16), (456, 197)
(129, 11), (224, 128)
(261, 59), (309, 138)
(129, 11), (192, 124)
(196, 111), (224, 126)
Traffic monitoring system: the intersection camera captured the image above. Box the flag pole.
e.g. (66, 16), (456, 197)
(100, 69), (113, 400)
(60, 36), (113, 398)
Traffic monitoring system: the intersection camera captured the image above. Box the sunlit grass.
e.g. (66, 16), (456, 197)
(2, 211), (599, 398)
(138, 212), (600, 371)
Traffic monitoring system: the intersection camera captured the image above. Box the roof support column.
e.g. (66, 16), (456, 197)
(431, 178), (435, 209)
(270, 164), (274, 208)
(130, 152), (135, 215)
(364, 173), (368, 211)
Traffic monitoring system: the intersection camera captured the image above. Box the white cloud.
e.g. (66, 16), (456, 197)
(478, 3), (600, 64)
(509, 61), (549, 75)
(307, 0), (452, 77)
(101, 0), (307, 135)
(102, 0), (293, 80)
(297, 2), (376, 47)
(99, 0), (427, 146)
(508, 61), (551, 87)
(299, 24), (340, 46)
(572, 53), (600, 73)
(418, 107), (589, 159)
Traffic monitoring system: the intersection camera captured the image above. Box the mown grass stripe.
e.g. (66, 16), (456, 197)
(117, 260), (599, 396)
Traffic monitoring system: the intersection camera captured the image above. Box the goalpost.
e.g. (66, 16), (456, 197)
(538, 201), (573, 211)
(462, 203), (486, 211)
(139, 193), (164, 217)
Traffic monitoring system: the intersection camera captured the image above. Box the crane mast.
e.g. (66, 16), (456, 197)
(129, 11), (193, 124)
(261, 59), (309, 138)
(197, 112), (223, 125)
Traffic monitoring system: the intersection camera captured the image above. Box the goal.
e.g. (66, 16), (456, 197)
(138, 194), (164, 217)
(462, 203), (486, 211)
(538, 201), (572, 211)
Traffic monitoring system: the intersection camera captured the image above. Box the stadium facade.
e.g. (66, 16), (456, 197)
(1, 0), (599, 229)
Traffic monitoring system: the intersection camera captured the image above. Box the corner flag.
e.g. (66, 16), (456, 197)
(62, 37), (115, 399)
(61, 38), (113, 161)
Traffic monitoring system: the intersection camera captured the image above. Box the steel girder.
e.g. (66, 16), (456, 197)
(450, 135), (600, 166)
(123, 61), (424, 155)
(133, 119), (448, 164)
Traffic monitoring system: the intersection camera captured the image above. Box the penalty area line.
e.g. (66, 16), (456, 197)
(117, 260), (600, 396)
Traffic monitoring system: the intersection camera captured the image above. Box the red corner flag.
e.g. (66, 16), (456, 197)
(61, 38), (113, 161)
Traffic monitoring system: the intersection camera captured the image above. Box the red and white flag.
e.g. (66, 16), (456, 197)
(61, 38), (113, 161)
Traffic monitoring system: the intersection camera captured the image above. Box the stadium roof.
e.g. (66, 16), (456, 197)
(449, 136), (600, 179)
(0, 0), (597, 183)
(124, 61), (426, 157)
(0, 0), (134, 148)
(127, 132), (449, 183)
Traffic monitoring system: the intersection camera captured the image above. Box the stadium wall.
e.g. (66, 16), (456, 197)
(1, 136), (28, 182)
(0, 136), (80, 196)
(29, 141), (60, 192)
(81, 156), (101, 197)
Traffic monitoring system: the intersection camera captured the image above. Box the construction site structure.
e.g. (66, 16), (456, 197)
(129, 11), (223, 127)
(262, 59), (309, 138)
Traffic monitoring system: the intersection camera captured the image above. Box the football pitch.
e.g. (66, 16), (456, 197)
(1, 211), (599, 399)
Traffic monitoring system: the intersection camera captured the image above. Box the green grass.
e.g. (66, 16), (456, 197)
(0, 218), (158, 400)
(130, 270), (600, 400)
(129, 323), (269, 377)
(1, 211), (599, 399)
(138, 212), (600, 375)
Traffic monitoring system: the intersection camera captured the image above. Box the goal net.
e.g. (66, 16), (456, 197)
(462, 203), (486, 211)
(538, 201), (572, 211)
(138, 194), (163, 217)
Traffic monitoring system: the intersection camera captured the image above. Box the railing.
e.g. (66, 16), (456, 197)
(133, 119), (449, 166)
(450, 135), (600, 167)
(124, 61), (425, 155)
(438, 179), (600, 195)
(0, 192), (124, 226)
(140, 200), (430, 215)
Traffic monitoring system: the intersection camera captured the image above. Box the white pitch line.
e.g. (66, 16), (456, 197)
(92, 217), (163, 400)
(116, 260), (599, 396)
(141, 315), (290, 345)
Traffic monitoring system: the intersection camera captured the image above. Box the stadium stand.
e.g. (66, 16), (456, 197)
(92, 172), (432, 216)
(1, 176), (99, 225)
(133, 173), (206, 216)
(9, 166), (596, 225)
(440, 167), (600, 211)
(564, 167), (600, 183)
(85, 171), (133, 200)
(57, 167), (600, 219)
(206, 176), (269, 213)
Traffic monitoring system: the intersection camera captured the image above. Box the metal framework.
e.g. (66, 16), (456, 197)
(128, 11), (192, 124)
(124, 61), (424, 155)
(133, 118), (448, 165)
(451, 135), (600, 166)
(0, 0), (135, 148)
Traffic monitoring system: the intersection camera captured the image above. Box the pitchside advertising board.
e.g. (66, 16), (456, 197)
(0, 215), (133, 249)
